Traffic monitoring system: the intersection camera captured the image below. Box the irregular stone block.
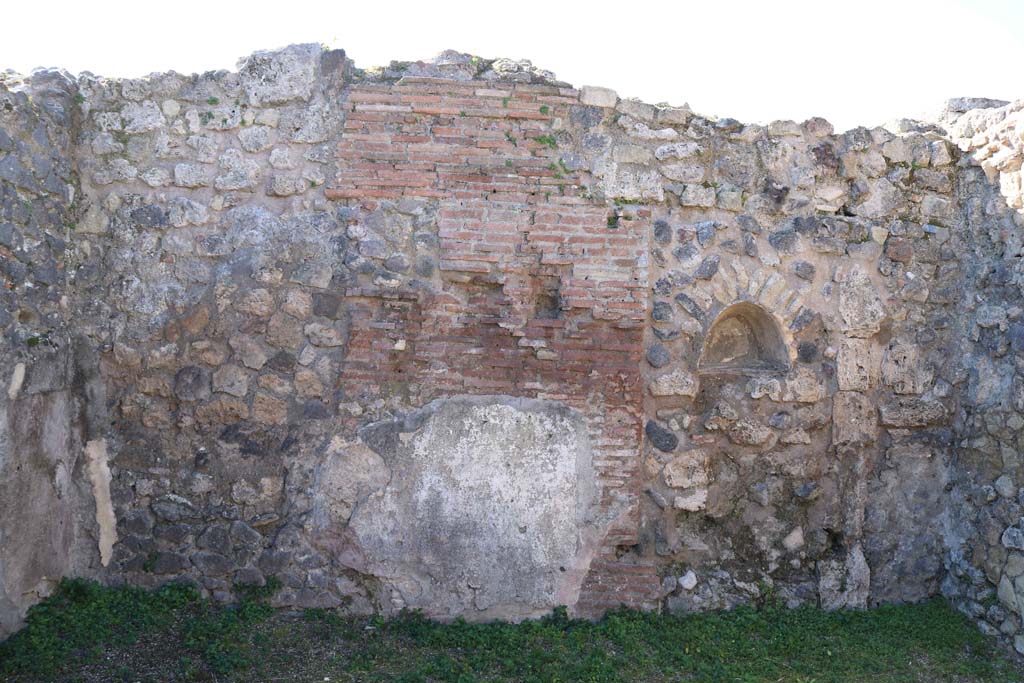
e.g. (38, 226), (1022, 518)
(817, 544), (870, 610)
(253, 392), (288, 425)
(174, 366), (211, 402)
(663, 450), (709, 489)
(239, 43), (321, 106)
(728, 420), (775, 447)
(649, 369), (698, 397)
(212, 365), (249, 398)
(645, 343), (671, 368)
(878, 398), (946, 427)
(673, 489), (708, 511)
(645, 420), (679, 453)
(579, 86), (618, 108)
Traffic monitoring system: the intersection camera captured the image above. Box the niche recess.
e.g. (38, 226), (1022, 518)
(697, 302), (789, 375)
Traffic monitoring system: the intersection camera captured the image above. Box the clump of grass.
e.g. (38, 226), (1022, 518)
(0, 576), (280, 680)
(0, 578), (198, 677)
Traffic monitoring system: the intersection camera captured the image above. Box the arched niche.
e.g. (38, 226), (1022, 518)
(697, 302), (789, 375)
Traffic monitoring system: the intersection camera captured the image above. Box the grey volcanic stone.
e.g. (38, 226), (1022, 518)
(645, 420), (678, 453)
(646, 343), (671, 368)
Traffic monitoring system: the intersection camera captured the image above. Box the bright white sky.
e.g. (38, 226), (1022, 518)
(2, 0), (1021, 132)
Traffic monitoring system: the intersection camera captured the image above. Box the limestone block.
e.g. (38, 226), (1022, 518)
(229, 335), (269, 369)
(784, 368), (825, 403)
(120, 100), (166, 133)
(881, 343), (927, 394)
(579, 86), (618, 108)
(783, 527), (804, 551)
(728, 420), (775, 446)
(649, 369), (699, 397)
(832, 391), (877, 446)
(655, 141), (701, 160)
(661, 163), (705, 183)
(305, 322), (346, 347)
(839, 266), (886, 337)
(315, 437), (390, 523)
(837, 338), (880, 391)
(238, 125), (273, 153)
(215, 149), (260, 191)
(174, 163), (209, 188)
(600, 166), (664, 201)
(878, 398), (946, 427)
(674, 184), (716, 207)
(998, 574), (1019, 613)
(673, 489), (708, 511)
(238, 43), (321, 106)
(663, 450), (710, 489)
(818, 544), (870, 610)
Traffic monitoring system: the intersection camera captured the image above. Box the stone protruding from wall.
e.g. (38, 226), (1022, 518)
(2, 43), (1024, 652)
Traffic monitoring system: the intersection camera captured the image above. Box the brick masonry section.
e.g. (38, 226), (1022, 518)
(330, 79), (658, 611)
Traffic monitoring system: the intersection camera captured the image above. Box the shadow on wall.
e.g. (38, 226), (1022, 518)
(697, 303), (790, 375)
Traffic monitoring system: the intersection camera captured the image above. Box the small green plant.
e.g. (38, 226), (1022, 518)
(539, 105), (550, 115)
(533, 135), (557, 149)
(199, 111), (214, 125)
(501, 96), (510, 108)
(73, 93), (85, 105)
(206, 96), (219, 105)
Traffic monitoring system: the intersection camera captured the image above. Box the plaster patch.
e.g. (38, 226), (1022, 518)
(7, 363), (25, 400)
(85, 439), (117, 566)
(342, 396), (604, 620)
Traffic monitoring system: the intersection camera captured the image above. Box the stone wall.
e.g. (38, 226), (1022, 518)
(0, 69), (105, 635)
(938, 100), (1024, 651)
(1, 44), (1023, 648)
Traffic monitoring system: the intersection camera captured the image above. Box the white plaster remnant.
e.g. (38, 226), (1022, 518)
(85, 439), (117, 567)
(339, 396), (606, 621)
(7, 363), (25, 400)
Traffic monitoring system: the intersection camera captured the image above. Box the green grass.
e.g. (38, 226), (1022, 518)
(0, 580), (1019, 682)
